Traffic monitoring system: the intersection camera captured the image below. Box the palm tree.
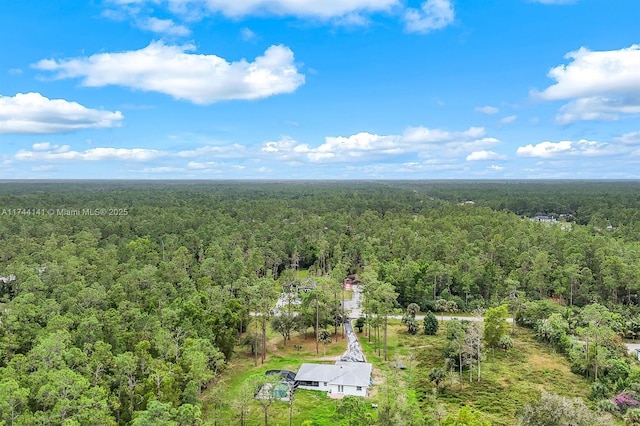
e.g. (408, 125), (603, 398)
(318, 329), (332, 358)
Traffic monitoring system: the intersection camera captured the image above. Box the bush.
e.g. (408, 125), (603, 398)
(606, 359), (631, 385)
(423, 311), (439, 335)
(498, 335), (514, 351)
(516, 300), (563, 328)
(422, 300), (436, 313)
(624, 408), (640, 425)
(406, 318), (419, 335)
(518, 391), (614, 425)
(613, 392), (640, 414)
(450, 296), (466, 312)
(590, 381), (608, 401)
(597, 399), (618, 414)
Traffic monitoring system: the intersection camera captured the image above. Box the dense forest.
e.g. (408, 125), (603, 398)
(1, 180), (640, 425)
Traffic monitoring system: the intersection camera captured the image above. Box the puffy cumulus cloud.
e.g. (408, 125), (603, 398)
(466, 150), (507, 161)
(540, 46), (640, 99)
(311, 132), (402, 161)
(516, 139), (609, 158)
(107, 0), (399, 20)
(404, 0), (454, 34)
(261, 136), (310, 160)
(261, 126), (499, 163)
(475, 105), (499, 115)
(537, 45), (640, 123)
(0, 92), (123, 134)
(402, 125), (485, 143)
(34, 42), (305, 104)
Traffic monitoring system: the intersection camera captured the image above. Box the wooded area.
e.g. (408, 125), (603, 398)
(1, 180), (640, 425)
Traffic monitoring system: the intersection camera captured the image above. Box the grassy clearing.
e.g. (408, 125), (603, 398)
(202, 329), (352, 426)
(203, 317), (602, 425)
(407, 326), (596, 425)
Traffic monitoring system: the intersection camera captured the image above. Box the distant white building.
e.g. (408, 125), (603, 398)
(530, 215), (557, 223)
(295, 362), (372, 397)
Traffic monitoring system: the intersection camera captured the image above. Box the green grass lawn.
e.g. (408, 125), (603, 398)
(201, 328), (353, 426)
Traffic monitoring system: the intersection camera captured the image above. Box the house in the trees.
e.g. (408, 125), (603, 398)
(530, 215), (557, 223)
(294, 362), (372, 397)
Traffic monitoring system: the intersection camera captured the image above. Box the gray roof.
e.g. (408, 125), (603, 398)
(295, 362), (372, 387)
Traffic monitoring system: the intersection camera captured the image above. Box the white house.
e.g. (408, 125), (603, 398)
(294, 362), (372, 397)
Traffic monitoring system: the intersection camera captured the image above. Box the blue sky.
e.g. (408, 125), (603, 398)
(2, 0), (640, 179)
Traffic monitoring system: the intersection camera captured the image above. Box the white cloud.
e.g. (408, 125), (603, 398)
(139, 166), (184, 173)
(176, 144), (247, 158)
(402, 126), (485, 143)
(500, 115), (517, 125)
(241, 27), (257, 41)
(34, 42), (305, 104)
(11, 141), (255, 168)
(15, 146), (161, 162)
(517, 141), (573, 158)
(0, 92), (123, 134)
(530, 0), (576, 4)
(261, 126), (499, 163)
(537, 45), (640, 123)
(516, 139), (609, 158)
(261, 136), (310, 160)
(488, 165), (504, 171)
(313, 132), (402, 161)
(333, 13), (371, 26)
(32, 142), (53, 151)
(108, 0), (399, 19)
(555, 96), (640, 124)
(615, 131), (640, 145)
(466, 150), (507, 161)
(404, 0), (454, 34)
(139, 17), (191, 36)
(187, 161), (218, 169)
(540, 45), (640, 100)
(475, 105), (499, 115)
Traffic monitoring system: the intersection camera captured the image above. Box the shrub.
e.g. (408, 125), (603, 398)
(518, 391), (614, 425)
(498, 335), (514, 351)
(423, 311), (439, 335)
(624, 408), (640, 425)
(613, 392), (640, 413)
(597, 399), (618, 414)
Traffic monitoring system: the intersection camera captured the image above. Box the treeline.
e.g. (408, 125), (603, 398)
(1, 181), (640, 424)
(390, 180), (640, 231)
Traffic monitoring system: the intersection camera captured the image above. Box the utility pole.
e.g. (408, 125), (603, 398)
(342, 285), (345, 339)
(316, 291), (319, 355)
